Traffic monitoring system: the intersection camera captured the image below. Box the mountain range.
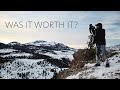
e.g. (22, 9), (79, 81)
(0, 40), (75, 79)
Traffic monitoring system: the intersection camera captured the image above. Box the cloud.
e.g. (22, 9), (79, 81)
(96, 13), (120, 39)
(0, 11), (120, 48)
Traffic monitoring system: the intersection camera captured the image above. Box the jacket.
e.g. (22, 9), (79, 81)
(94, 29), (106, 45)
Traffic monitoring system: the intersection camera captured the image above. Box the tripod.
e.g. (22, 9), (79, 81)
(87, 34), (95, 49)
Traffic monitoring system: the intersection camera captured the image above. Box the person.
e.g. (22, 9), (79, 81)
(93, 23), (110, 67)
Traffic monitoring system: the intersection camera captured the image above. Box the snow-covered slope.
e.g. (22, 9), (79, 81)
(25, 40), (73, 50)
(66, 45), (120, 79)
(0, 59), (62, 79)
(107, 44), (120, 51)
(0, 40), (75, 61)
(36, 50), (74, 61)
(26, 40), (57, 46)
(0, 40), (75, 79)
(1, 52), (32, 58)
(0, 49), (18, 53)
(25, 40), (75, 61)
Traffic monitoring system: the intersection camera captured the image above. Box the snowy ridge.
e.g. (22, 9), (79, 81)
(1, 52), (32, 58)
(8, 42), (22, 46)
(36, 50), (74, 61)
(66, 45), (120, 79)
(0, 49), (18, 53)
(26, 40), (64, 47)
(29, 40), (56, 46)
(0, 40), (75, 79)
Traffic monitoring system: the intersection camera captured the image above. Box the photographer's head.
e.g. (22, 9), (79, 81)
(95, 23), (102, 29)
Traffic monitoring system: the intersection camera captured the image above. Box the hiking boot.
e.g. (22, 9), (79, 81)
(106, 63), (110, 67)
(94, 63), (100, 67)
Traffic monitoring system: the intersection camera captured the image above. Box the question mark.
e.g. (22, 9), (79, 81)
(74, 21), (78, 28)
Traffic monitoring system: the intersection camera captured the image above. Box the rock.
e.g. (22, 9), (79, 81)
(57, 48), (96, 79)
(115, 73), (120, 75)
(116, 60), (120, 63)
(70, 48), (96, 69)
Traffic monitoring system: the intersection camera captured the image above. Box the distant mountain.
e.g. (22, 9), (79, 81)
(0, 40), (75, 79)
(8, 41), (22, 46)
(0, 40), (75, 60)
(25, 40), (74, 51)
(0, 42), (8, 49)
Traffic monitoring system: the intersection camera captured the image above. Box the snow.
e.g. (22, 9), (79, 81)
(38, 50), (74, 61)
(1, 52), (32, 57)
(0, 59), (61, 79)
(107, 45), (120, 51)
(8, 42), (22, 46)
(25, 40), (75, 60)
(0, 41), (75, 79)
(26, 40), (57, 46)
(66, 46), (120, 79)
(0, 49), (18, 53)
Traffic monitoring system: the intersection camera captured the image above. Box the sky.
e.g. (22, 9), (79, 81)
(0, 11), (120, 49)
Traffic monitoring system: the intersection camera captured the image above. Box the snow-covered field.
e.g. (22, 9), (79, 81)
(0, 59), (62, 79)
(0, 41), (75, 79)
(0, 49), (18, 53)
(107, 45), (120, 51)
(66, 46), (120, 79)
(2, 41), (120, 79)
(1, 52), (32, 58)
(37, 50), (74, 61)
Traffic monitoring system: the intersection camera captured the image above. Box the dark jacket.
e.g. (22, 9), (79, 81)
(94, 29), (106, 45)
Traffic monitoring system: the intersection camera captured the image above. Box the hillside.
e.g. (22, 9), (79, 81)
(0, 40), (75, 79)
(1, 40), (120, 79)
(58, 45), (120, 79)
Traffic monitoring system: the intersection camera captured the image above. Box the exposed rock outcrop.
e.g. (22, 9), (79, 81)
(57, 48), (96, 79)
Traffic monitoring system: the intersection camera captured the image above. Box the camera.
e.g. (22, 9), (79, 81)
(89, 24), (95, 30)
(89, 24), (95, 35)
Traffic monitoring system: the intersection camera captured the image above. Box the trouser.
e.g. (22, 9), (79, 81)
(96, 45), (109, 64)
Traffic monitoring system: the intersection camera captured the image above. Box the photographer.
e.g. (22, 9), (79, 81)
(93, 23), (110, 67)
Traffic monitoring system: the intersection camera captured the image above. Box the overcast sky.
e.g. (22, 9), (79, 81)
(0, 11), (120, 49)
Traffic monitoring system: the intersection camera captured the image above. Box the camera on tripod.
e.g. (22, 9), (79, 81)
(87, 24), (96, 49)
(89, 24), (95, 35)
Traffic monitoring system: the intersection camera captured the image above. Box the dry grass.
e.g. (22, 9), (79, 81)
(57, 48), (96, 79)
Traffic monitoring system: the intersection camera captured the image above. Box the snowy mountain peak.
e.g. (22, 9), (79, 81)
(33, 40), (47, 43)
(25, 40), (73, 51)
(8, 42), (22, 46)
(25, 40), (56, 46)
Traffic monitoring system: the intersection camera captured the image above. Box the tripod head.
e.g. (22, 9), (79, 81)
(89, 24), (95, 35)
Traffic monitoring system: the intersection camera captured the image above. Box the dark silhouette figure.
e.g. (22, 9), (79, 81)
(94, 23), (110, 67)
(88, 24), (96, 49)
(89, 24), (95, 35)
